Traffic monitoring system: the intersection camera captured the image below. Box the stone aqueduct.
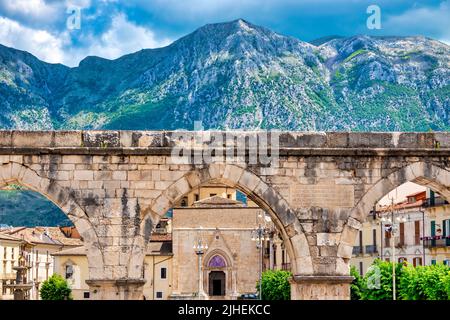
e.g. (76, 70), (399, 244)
(0, 130), (449, 300)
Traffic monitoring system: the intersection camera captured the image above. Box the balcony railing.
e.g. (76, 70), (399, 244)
(422, 236), (450, 248)
(352, 246), (363, 256)
(422, 198), (449, 208)
(365, 245), (378, 254)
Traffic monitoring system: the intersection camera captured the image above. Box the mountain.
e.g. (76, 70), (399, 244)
(0, 189), (72, 227)
(0, 19), (449, 131)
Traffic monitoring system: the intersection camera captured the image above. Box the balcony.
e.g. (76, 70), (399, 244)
(423, 236), (450, 248)
(352, 246), (363, 256)
(422, 198), (448, 208)
(365, 245), (378, 255)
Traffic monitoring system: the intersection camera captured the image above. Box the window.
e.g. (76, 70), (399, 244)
(443, 260), (449, 266)
(384, 228), (391, 247)
(358, 231), (363, 253)
(443, 219), (449, 236)
(180, 197), (188, 207)
(65, 264), (74, 279)
(83, 292), (90, 299)
(273, 245), (277, 266)
(209, 193), (216, 197)
(399, 223), (405, 246)
(372, 229), (377, 247)
(160, 267), (167, 279)
(227, 194), (231, 199)
(194, 194), (199, 202)
(208, 255), (226, 268)
(431, 259), (437, 265)
(414, 221), (420, 245)
(156, 291), (163, 299)
(398, 257), (407, 264)
(3, 247), (6, 259)
(413, 257), (422, 267)
(11, 248), (14, 260)
(444, 220), (450, 245)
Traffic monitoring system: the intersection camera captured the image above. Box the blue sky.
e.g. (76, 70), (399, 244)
(0, 0), (448, 67)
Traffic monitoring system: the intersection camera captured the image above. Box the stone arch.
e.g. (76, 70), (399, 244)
(337, 161), (450, 261)
(0, 162), (104, 275)
(138, 163), (313, 276)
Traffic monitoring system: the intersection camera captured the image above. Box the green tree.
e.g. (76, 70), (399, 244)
(399, 264), (450, 300)
(257, 270), (291, 300)
(360, 259), (404, 300)
(350, 265), (363, 300)
(40, 274), (73, 300)
(360, 260), (450, 300)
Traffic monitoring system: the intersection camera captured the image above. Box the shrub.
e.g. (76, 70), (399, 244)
(360, 259), (404, 300)
(358, 260), (450, 300)
(350, 266), (363, 300)
(257, 270), (291, 300)
(40, 274), (73, 300)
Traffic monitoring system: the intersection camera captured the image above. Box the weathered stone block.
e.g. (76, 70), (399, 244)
(317, 233), (341, 246)
(74, 170), (94, 181)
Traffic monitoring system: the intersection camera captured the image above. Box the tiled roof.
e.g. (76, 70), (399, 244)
(52, 246), (86, 256)
(0, 233), (23, 242)
(1, 227), (83, 247)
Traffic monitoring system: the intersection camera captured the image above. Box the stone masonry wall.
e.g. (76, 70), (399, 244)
(0, 131), (449, 299)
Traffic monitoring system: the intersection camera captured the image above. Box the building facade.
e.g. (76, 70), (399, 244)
(0, 226), (82, 299)
(52, 242), (173, 300)
(0, 233), (23, 300)
(351, 189), (450, 275)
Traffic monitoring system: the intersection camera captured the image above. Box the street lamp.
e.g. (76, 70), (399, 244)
(251, 214), (271, 300)
(380, 202), (407, 301)
(193, 229), (208, 300)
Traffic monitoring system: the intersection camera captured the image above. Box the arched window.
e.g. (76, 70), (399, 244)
(208, 255), (226, 268)
(65, 264), (74, 279)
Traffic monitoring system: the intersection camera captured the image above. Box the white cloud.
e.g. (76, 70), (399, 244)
(384, 1), (450, 40)
(66, 13), (172, 66)
(0, 0), (62, 24)
(0, 14), (172, 67)
(0, 16), (65, 64)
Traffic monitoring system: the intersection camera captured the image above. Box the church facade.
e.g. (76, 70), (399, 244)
(170, 195), (266, 299)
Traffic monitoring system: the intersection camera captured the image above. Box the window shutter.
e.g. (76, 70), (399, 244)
(400, 223), (405, 245)
(444, 220), (447, 237)
(414, 221), (420, 245)
(431, 221), (436, 236)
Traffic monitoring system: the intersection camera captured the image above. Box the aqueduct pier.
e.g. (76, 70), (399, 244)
(0, 130), (449, 300)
